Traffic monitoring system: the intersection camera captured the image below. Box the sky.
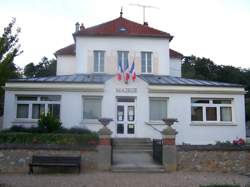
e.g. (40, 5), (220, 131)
(0, 0), (250, 69)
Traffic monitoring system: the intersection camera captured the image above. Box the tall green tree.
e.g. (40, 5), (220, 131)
(24, 57), (56, 78)
(0, 18), (22, 115)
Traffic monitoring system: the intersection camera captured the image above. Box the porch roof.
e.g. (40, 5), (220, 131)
(140, 75), (243, 88)
(8, 74), (113, 84)
(8, 74), (243, 88)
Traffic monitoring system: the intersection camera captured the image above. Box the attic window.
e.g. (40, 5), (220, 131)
(119, 27), (127, 32)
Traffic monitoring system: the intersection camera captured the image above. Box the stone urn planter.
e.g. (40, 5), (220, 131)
(98, 118), (113, 127)
(161, 118), (178, 136)
(161, 118), (178, 172)
(97, 118), (113, 171)
(162, 118), (178, 127)
(97, 118), (113, 136)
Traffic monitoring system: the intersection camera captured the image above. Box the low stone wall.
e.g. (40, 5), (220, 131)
(0, 144), (98, 173)
(177, 145), (250, 175)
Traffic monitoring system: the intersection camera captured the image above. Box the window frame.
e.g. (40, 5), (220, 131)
(82, 96), (103, 121)
(93, 50), (105, 73)
(117, 51), (129, 71)
(191, 98), (233, 124)
(15, 95), (61, 120)
(141, 51), (153, 74)
(149, 97), (168, 122)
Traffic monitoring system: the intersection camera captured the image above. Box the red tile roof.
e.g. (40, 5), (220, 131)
(55, 44), (183, 59)
(54, 44), (75, 56)
(169, 49), (183, 59)
(74, 17), (173, 40)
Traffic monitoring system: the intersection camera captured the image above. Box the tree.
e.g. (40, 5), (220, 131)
(0, 18), (22, 115)
(24, 57), (56, 78)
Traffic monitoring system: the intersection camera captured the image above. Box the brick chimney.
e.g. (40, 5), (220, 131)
(75, 22), (80, 32)
(80, 23), (85, 30)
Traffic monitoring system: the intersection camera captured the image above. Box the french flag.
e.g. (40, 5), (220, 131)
(124, 61), (130, 81)
(117, 61), (123, 81)
(129, 61), (136, 81)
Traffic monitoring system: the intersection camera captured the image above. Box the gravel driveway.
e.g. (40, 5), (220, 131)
(0, 171), (249, 187)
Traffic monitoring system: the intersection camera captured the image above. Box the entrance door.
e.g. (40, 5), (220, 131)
(116, 99), (136, 137)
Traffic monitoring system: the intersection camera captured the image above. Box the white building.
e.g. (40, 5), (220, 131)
(3, 15), (246, 145)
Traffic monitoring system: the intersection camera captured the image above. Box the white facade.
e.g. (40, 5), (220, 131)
(56, 55), (76, 75)
(3, 77), (246, 145)
(2, 17), (247, 145)
(75, 36), (170, 75)
(170, 58), (182, 77)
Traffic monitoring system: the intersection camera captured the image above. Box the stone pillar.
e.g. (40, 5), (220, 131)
(97, 118), (113, 171)
(161, 118), (178, 172)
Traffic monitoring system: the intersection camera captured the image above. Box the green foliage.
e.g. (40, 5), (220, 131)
(0, 18), (22, 115)
(3, 125), (93, 134)
(182, 55), (250, 121)
(24, 57), (56, 78)
(38, 113), (62, 133)
(56, 127), (93, 134)
(0, 132), (98, 145)
(215, 141), (232, 146)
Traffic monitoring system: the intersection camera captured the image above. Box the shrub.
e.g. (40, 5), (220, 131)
(56, 127), (92, 134)
(0, 132), (98, 145)
(4, 125), (40, 133)
(215, 141), (232, 146)
(2, 125), (93, 135)
(38, 113), (62, 133)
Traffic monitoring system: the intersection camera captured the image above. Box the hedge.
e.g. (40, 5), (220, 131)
(2, 125), (93, 134)
(0, 132), (98, 145)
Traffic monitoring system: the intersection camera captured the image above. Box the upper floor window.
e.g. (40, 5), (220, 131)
(118, 51), (129, 70)
(141, 52), (152, 73)
(16, 95), (61, 120)
(191, 98), (233, 123)
(94, 51), (105, 73)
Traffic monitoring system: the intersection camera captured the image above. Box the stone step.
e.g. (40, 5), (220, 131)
(113, 149), (153, 153)
(112, 165), (165, 173)
(112, 138), (151, 144)
(113, 147), (152, 151)
(112, 142), (152, 146)
(113, 143), (152, 147)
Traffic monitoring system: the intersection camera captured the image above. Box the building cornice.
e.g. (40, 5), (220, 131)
(4, 83), (104, 92)
(148, 85), (246, 95)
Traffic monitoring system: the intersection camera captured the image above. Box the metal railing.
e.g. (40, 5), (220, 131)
(152, 139), (163, 164)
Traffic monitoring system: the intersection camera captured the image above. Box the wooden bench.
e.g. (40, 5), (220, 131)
(29, 155), (81, 174)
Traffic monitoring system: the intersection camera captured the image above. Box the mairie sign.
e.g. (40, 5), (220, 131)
(116, 88), (137, 93)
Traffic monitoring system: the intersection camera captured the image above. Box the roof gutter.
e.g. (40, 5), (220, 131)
(4, 82), (104, 92)
(148, 85), (246, 95)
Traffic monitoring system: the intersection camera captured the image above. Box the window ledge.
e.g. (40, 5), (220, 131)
(190, 122), (237, 126)
(12, 119), (38, 124)
(145, 121), (165, 125)
(80, 119), (101, 125)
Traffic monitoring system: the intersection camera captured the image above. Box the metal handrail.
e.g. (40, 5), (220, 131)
(145, 122), (162, 134)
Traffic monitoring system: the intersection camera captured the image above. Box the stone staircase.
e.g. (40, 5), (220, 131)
(111, 138), (164, 173)
(112, 138), (152, 152)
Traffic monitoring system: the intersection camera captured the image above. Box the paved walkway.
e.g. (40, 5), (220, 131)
(113, 152), (159, 167)
(0, 172), (249, 187)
